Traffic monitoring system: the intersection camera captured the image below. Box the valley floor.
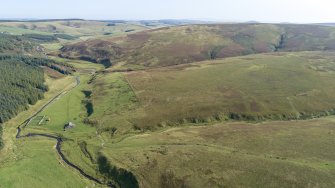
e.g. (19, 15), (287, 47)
(1, 53), (335, 188)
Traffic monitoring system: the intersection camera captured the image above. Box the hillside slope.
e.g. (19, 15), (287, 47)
(122, 52), (335, 129)
(59, 24), (335, 69)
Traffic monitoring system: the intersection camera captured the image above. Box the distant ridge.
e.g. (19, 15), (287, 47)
(315, 23), (335, 27)
(0, 18), (214, 25)
(0, 18), (84, 22)
(245, 20), (259, 24)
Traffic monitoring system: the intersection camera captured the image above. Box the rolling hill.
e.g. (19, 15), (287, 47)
(0, 20), (150, 37)
(59, 24), (335, 69)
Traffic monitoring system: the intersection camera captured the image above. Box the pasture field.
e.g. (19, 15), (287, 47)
(0, 74), (75, 158)
(0, 59), (109, 187)
(14, 61), (125, 187)
(0, 73), (95, 188)
(27, 74), (107, 184)
(0, 138), (91, 188)
(27, 115), (46, 126)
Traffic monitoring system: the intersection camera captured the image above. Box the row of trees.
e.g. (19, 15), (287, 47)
(0, 55), (73, 75)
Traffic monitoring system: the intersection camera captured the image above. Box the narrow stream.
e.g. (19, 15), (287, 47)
(15, 76), (116, 188)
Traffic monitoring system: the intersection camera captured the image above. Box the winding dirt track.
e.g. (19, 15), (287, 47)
(15, 76), (115, 188)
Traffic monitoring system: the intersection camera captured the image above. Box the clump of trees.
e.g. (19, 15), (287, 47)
(0, 33), (38, 54)
(54, 34), (78, 40)
(22, 34), (78, 42)
(23, 34), (58, 43)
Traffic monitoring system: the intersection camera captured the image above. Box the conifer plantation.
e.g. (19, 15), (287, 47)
(0, 57), (46, 123)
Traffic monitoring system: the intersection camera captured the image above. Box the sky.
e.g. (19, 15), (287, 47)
(0, 0), (335, 23)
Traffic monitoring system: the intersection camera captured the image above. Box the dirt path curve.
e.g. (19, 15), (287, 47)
(15, 76), (115, 188)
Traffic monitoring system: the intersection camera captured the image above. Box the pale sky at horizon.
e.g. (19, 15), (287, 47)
(0, 0), (335, 23)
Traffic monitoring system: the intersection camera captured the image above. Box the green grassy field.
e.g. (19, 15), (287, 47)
(0, 138), (92, 188)
(19, 62), (107, 181)
(0, 58), (111, 187)
(0, 73), (98, 188)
